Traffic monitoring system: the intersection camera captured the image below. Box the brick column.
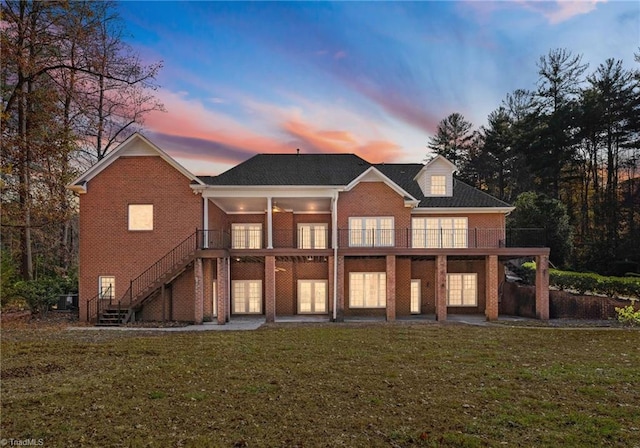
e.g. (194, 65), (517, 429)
(535, 255), (550, 320)
(336, 256), (345, 322)
(435, 255), (447, 321)
(216, 258), (227, 325)
(328, 256), (334, 318)
(194, 258), (204, 324)
(485, 255), (499, 321)
(203, 259), (214, 320)
(386, 255), (396, 321)
(265, 256), (276, 323)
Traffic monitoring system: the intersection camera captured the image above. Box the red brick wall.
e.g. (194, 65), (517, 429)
(171, 267), (195, 322)
(338, 182), (411, 234)
(395, 257), (412, 316)
(343, 257), (387, 317)
(273, 212), (294, 248)
(230, 260), (265, 315)
(411, 260), (436, 314)
(502, 283), (640, 319)
(78, 156), (201, 321)
(447, 260), (486, 314)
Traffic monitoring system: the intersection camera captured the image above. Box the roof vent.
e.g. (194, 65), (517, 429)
(296, 148), (300, 156)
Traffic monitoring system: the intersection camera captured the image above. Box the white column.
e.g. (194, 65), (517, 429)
(203, 196), (209, 248)
(267, 197), (273, 249)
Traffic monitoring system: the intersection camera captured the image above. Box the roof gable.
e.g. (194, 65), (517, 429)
(344, 166), (419, 205)
(67, 133), (203, 193)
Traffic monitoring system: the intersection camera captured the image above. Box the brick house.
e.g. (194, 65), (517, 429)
(69, 133), (550, 325)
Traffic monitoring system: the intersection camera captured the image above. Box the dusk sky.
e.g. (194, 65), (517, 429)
(117, 1), (639, 175)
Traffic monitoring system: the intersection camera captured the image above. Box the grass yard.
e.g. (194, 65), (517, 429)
(1, 322), (639, 447)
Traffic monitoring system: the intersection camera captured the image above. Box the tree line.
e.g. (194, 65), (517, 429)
(428, 49), (640, 274)
(1, 0), (164, 295)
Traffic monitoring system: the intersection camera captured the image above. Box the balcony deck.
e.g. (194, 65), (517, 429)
(196, 228), (548, 258)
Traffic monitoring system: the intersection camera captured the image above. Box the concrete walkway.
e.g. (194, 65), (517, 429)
(68, 314), (621, 332)
(68, 318), (265, 332)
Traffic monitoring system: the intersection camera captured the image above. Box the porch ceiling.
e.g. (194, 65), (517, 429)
(210, 197), (332, 214)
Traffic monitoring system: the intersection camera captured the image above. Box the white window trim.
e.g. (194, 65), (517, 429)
(232, 280), (262, 314)
(231, 223), (263, 249)
(98, 276), (115, 300)
(412, 217), (468, 248)
(349, 272), (387, 309)
(348, 217), (394, 247)
(297, 280), (328, 314)
(447, 273), (477, 307)
(411, 279), (421, 314)
(297, 223), (328, 249)
(128, 204), (154, 231)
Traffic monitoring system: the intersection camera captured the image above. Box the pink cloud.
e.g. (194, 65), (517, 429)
(517, 0), (605, 24)
(282, 119), (401, 162)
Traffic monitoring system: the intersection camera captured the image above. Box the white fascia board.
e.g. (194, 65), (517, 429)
(345, 166), (418, 202)
(412, 207), (515, 214)
(66, 133), (203, 193)
(198, 186), (340, 198)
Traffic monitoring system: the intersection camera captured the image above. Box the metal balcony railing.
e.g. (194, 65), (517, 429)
(196, 227), (545, 250)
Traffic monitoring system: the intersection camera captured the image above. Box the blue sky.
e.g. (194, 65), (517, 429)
(117, 1), (639, 175)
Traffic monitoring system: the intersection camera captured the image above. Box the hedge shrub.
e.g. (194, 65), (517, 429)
(521, 263), (640, 299)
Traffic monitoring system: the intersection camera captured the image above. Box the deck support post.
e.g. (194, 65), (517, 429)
(336, 256), (345, 322)
(435, 255), (447, 321)
(535, 255), (550, 320)
(386, 255), (396, 321)
(194, 258), (204, 324)
(485, 255), (499, 321)
(216, 258), (227, 325)
(265, 255), (276, 323)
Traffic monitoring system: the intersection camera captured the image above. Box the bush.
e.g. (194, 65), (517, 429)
(521, 264), (640, 299)
(615, 302), (640, 327)
(1, 250), (19, 307)
(14, 276), (75, 316)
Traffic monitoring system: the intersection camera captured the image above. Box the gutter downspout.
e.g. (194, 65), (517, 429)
(227, 256), (231, 323)
(332, 191), (339, 322)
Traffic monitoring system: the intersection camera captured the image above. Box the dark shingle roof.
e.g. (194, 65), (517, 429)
(199, 154), (512, 208)
(199, 154), (370, 186)
(420, 180), (512, 208)
(374, 163), (511, 208)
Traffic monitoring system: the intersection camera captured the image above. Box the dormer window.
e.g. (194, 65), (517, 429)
(414, 155), (456, 197)
(430, 175), (446, 195)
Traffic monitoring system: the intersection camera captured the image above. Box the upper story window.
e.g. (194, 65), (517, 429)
(348, 217), (394, 247)
(298, 224), (328, 249)
(232, 223), (262, 249)
(412, 217), (467, 248)
(430, 175), (446, 195)
(128, 204), (153, 231)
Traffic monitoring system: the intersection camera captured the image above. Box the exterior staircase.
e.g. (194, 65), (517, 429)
(97, 308), (131, 326)
(92, 232), (200, 325)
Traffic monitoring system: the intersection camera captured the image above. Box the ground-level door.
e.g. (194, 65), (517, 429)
(232, 280), (262, 314)
(297, 280), (328, 314)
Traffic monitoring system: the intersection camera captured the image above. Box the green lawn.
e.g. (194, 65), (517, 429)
(1, 322), (639, 447)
